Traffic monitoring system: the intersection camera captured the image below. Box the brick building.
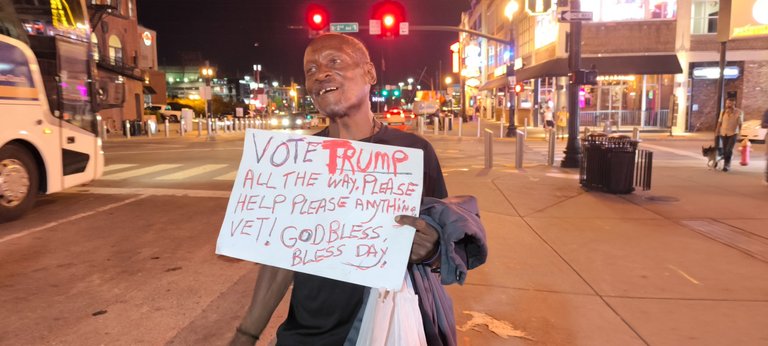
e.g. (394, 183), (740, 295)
(462, 0), (768, 134)
(87, 0), (165, 132)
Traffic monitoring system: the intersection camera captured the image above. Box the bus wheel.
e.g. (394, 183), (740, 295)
(0, 144), (39, 222)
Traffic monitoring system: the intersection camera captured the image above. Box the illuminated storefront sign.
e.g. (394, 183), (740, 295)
(463, 43), (481, 78)
(142, 32), (153, 46)
(534, 10), (558, 49)
(729, 0), (768, 39)
(597, 75), (636, 82)
(692, 66), (740, 79)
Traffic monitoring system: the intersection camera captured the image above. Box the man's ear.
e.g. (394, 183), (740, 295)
(364, 62), (377, 85)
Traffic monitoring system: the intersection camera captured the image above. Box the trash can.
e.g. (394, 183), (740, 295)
(580, 134), (639, 194)
(131, 120), (143, 136)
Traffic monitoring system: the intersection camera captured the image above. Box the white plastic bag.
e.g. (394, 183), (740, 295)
(356, 274), (427, 346)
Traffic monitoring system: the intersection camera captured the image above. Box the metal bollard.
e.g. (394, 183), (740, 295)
(146, 121), (152, 138)
(523, 118), (528, 139)
(125, 120), (131, 139)
(515, 129), (525, 169)
(476, 117), (481, 138)
(433, 116), (439, 136)
(197, 118), (202, 137)
(499, 120), (504, 139)
(632, 127), (640, 141)
(418, 117), (425, 135)
(458, 117), (463, 137)
(484, 129), (493, 169)
(547, 129), (556, 166)
(448, 116), (453, 131)
(444, 117), (449, 135)
(180, 120), (186, 136)
(102, 124), (108, 140)
(164, 119), (170, 138)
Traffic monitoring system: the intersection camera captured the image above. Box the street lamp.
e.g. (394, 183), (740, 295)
(200, 65), (215, 118)
(504, 0), (519, 137)
(444, 76), (452, 85)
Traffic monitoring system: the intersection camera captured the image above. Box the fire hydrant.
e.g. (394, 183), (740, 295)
(739, 139), (751, 166)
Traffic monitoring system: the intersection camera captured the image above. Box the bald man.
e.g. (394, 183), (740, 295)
(230, 34), (452, 345)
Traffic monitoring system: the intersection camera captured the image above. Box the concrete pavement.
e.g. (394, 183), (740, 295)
(422, 130), (768, 345)
(107, 119), (768, 345)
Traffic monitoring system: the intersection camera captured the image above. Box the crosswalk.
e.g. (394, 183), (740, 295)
(101, 163), (239, 181)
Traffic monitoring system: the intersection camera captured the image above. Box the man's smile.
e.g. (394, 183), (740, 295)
(319, 87), (339, 95)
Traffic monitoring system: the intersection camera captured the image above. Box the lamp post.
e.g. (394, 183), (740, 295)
(504, 0), (519, 137)
(200, 65), (215, 118)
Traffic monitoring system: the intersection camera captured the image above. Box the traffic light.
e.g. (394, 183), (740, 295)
(393, 89), (400, 97)
(305, 4), (329, 32)
(513, 82), (524, 94)
(371, 1), (406, 38)
(382, 90), (389, 97)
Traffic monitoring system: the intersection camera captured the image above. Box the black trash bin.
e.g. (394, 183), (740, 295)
(580, 134), (638, 194)
(131, 120), (143, 136)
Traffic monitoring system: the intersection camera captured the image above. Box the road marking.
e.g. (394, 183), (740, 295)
(667, 265), (701, 285)
(0, 195), (149, 245)
(69, 186), (231, 198)
(155, 164), (229, 180)
(214, 171), (238, 181)
(458, 311), (533, 340)
(103, 164), (138, 172)
(640, 143), (704, 160)
(100, 164), (182, 180)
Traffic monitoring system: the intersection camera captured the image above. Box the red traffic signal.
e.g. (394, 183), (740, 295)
(306, 4), (329, 32)
(372, 1), (405, 38)
(513, 82), (524, 94)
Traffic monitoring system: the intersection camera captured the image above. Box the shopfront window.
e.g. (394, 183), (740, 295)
(581, 0), (676, 22)
(691, 0), (718, 34)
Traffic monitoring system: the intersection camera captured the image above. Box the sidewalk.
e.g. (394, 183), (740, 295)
(433, 135), (768, 345)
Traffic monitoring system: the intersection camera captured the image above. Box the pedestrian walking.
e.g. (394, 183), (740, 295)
(229, 33), (487, 346)
(556, 106), (569, 140)
(542, 105), (554, 140)
(714, 97), (743, 172)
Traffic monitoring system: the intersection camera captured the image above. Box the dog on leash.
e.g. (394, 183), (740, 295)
(702, 145), (723, 169)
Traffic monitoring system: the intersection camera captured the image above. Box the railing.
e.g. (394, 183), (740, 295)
(578, 110), (670, 128)
(96, 57), (144, 81)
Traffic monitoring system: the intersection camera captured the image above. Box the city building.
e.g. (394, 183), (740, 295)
(459, 0), (768, 134)
(87, 0), (165, 131)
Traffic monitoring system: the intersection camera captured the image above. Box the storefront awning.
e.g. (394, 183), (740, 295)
(514, 54), (683, 81)
(142, 85), (157, 95)
(478, 76), (510, 91)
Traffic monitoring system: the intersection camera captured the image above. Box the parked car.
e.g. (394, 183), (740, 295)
(154, 102), (190, 122)
(268, 112), (306, 129)
(740, 119), (767, 143)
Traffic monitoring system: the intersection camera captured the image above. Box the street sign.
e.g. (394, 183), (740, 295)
(558, 10), (593, 22)
(399, 22), (409, 35)
(369, 19), (381, 35)
(330, 22), (359, 33)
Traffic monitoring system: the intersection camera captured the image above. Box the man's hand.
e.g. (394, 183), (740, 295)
(395, 215), (439, 263)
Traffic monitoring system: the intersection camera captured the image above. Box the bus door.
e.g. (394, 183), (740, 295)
(55, 36), (102, 188)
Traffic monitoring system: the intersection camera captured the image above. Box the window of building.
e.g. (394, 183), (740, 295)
(488, 44), (495, 68)
(691, 0), (718, 34)
(128, 0), (134, 18)
(90, 33), (99, 62)
(108, 35), (122, 64)
(581, 0), (677, 21)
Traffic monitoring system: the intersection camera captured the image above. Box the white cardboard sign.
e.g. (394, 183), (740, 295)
(216, 129), (424, 289)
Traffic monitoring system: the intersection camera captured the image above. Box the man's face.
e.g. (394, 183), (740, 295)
(725, 99), (735, 109)
(303, 36), (376, 118)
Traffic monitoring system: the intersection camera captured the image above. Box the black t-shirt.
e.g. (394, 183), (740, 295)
(275, 125), (448, 345)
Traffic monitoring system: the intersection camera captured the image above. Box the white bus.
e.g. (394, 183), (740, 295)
(0, 0), (118, 222)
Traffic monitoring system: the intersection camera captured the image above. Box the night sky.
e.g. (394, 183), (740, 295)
(135, 0), (471, 87)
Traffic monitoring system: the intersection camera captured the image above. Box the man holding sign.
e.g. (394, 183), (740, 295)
(228, 33), (485, 346)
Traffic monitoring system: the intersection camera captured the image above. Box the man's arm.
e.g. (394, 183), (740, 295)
(230, 266), (294, 346)
(395, 215), (439, 265)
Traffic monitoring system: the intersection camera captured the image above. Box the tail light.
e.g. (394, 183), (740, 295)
(386, 114), (391, 118)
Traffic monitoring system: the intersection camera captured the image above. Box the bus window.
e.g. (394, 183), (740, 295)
(56, 36), (95, 133)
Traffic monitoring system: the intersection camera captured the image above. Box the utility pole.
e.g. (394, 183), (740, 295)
(561, 0), (583, 168)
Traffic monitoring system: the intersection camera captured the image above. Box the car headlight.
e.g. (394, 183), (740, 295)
(296, 119), (303, 125)
(282, 118), (290, 126)
(270, 118), (278, 126)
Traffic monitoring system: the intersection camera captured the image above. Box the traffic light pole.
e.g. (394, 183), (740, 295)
(561, 0), (583, 168)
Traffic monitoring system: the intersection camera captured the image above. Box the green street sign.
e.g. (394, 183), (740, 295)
(330, 22), (359, 33)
